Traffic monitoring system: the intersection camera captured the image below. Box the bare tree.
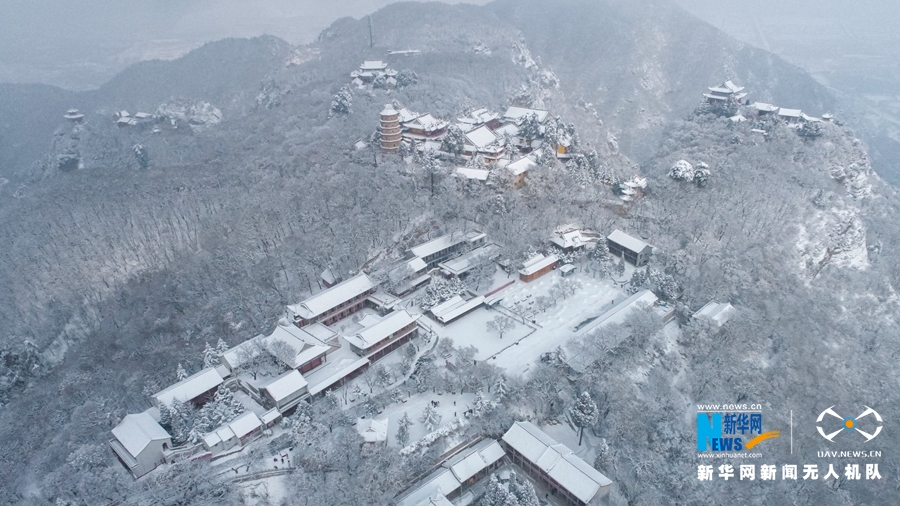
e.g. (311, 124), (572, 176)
(485, 314), (516, 339)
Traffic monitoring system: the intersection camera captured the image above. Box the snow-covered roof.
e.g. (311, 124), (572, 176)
(429, 295), (485, 324)
(287, 273), (376, 320)
(153, 367), (223, 407)
(398, 107), (420, 123)
(507, 155), (536, 176)
(503, 106), (549, 123)
(407, 257), (427, 273)
(465, 126), (499, 149)
(414, 493), (454, 506)
(693, 301), (735, 326)
(381, 104), (398, 116)
(456, 167), (490, 181)
(263, 369), (308, 402)
(559, 264), (577, 274)
(703, 93), (727, 101)
(265, 324), (330, 369)
(550, 229), (590, 250)
(493, 123), (520, 138)
(345, 310), (418, 351)
(404, 113), (447, 132)
(221, 335), (265, 371)
(624, 176), (648, 189)
(227, 411), (263, 439)
(360, 60), (388, 71)
(778, 108), (802, 118)
(409, 231), (482, 259)
(352, 77), (364, 86)
(302, 322), (337, 342)
(502, 421), (611, 503)
(320, 268), (337, 285)
(261, 408), (280, 426)
(822, 113), (834, 120)
(607, 229), (651, 254)
(439, 244), (497, 277)
(112, 413), (171, 457)
(519, 254), (559, 276)
(801, 113), (821, 122)
(357, 417), (388, 442)
(443, 438), (505, 482)
(708, 81), (744, 95)
(574, 289), (658, 338)
(752, 102), (779, 112)
(457, 107), (499, 125)
(134, 112), (152, 119)
(307, 357), (370, 397)
(395, 467), (460, 506)
(729, 114), (747, 123)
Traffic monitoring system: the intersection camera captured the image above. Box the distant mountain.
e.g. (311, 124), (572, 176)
(0, 3), (897, 504)
(488, 0), (837, 159)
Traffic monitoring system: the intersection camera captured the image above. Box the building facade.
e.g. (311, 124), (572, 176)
(381, 105), (402, 152)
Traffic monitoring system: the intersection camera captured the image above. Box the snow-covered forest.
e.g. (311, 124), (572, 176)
(0, 0), (899, 505)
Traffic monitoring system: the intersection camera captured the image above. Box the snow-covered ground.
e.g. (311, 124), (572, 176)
(429, 270), (627, 375)
(376, 391), (477, 447)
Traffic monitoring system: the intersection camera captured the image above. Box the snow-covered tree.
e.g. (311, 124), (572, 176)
(391, 389), (405, 404)
(570, 391), (599, 446)
(175, 363), (188, 381)
(396, 412), (413, 446)
(329, 85), (353, 115)
(419, 404), (442, 431)
(215, 338), (229, 354)
(375, 364), (392, 388)
(404, 342), (417, 363)
(615, 255), (626, 277)
(629, 269), (648, 293)
(519, 113), (541, 143)
(494, 375), (509, 402)
(132, 144), (149, 170)
(668, 160), (694, 181)
(395, 69), (419, 87)
(267, 339), (297, 368)
(202, 342), (219, 368)
(485, 314), (516, 339)
(472, 391), (493, 418)
(437, 337), (454, 358)
(508, 472), (540, 506)
(481, 474), (520, 506)
(441, 125), (466, 157)
(693, 167), (710, 187)
(590, 239), (611, 263)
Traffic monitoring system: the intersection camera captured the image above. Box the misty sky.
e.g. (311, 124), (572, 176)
(2, 0), (898, 91)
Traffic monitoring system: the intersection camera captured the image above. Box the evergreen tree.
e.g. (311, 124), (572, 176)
(481, 474), (520, 506)
(202, 342), (219, 368)
(508, 472), (540, 506)
(215, 337), (229, 354)
(396, 412), (413, 447)
(570, 391), (599, 446)
(329, 85), (353, 115)
(615, 255), (626, 277)
(494, 375), (509, 403)
(590, 239), (611, 263)
(419, 404), (442, 431)
(441, 125), (466, 157)
(175, 363), (188, 381)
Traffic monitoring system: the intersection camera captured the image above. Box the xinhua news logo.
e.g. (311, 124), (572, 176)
(697, 405), (780, 453)
(816, 406), (883, 443)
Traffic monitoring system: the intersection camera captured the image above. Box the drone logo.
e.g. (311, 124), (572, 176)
(816, 406), (883, 442)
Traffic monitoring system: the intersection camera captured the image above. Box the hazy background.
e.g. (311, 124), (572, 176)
(672, 0), (900, 184)
(0, 0), (491, 90)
